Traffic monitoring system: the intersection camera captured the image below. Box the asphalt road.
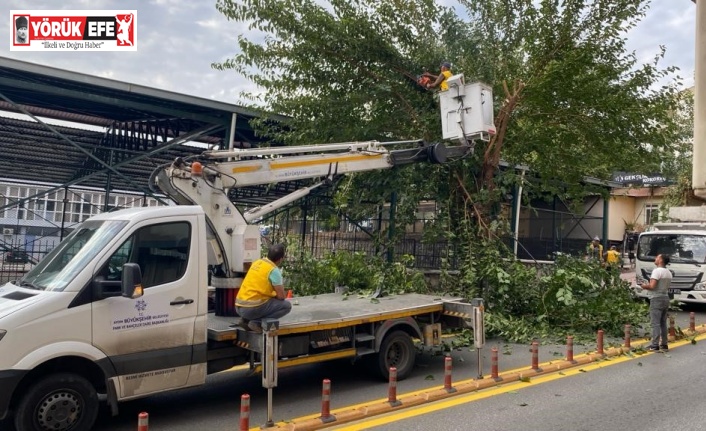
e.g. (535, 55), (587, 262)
(94, 303), (706, 430)
(348, 334), (706, 431)
(2, 304), (705, 430)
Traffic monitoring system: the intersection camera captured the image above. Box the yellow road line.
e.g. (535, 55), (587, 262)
(290, 347), (610, 422)
(329, 356), (634, 430)
(267, 332), (706, 429)
(327, 334), (706, 430)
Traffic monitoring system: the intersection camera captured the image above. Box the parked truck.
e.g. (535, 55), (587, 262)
(0, 137), (484, 431)
(631, 207), (706, 304)
(0, 73), (495, 431)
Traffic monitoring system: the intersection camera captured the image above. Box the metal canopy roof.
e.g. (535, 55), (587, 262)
(0, 57), (282, 203)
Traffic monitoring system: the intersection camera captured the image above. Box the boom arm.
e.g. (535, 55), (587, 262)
(153, 139), (469, 281)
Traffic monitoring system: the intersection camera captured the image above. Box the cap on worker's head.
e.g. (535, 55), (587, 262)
(610, 245), (617, 250)
(441, 61), (451, 69)
(593, 236), (600, 241)
(15, 16), (28, 29)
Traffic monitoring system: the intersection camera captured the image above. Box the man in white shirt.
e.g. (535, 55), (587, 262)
(639, 254), (672, 351)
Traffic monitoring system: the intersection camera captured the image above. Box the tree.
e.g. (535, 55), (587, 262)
(213, 0), (687, 237)
(212, 0), (681, 339)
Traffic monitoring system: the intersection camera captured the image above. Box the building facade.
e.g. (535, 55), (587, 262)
(0, 180), (167, 262)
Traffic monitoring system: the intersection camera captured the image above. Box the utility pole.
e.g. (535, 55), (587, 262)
(693, 0), (706, 199)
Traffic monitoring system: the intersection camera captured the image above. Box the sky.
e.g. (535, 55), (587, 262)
(0, 0), (698, 108)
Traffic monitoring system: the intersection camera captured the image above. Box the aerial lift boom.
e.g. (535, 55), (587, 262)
(152, 74), (494, 315)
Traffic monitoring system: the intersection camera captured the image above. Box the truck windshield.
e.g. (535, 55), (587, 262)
(637, 233), (706, 264)
(18, 220), (128, 292)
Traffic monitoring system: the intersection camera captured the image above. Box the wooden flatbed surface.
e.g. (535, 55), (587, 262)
(207, 292), (462, 339)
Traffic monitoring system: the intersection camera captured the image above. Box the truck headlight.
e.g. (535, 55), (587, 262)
(695, 283), (706, 291)
(0, 329), (6, 342)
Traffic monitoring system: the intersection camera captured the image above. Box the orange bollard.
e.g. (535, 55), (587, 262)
(137, 412), (149, 431)
(531, 341), (540, 370)
(597, 330), (604, 355)
(286, 289), (293, 299)
(320, 379), (335, 423)
(491, 347), (500, 380)
(239, 394), (250, 431)
(690, 312), (696, 332)
(669, 315), (676, 338)
(566, 335), (575, 363)
(388, 367), (402, 406)
(624, 324), (631, 350)
(444, 356), (456, 393)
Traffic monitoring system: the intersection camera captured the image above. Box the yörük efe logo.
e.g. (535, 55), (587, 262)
(10, 10), (137, 52)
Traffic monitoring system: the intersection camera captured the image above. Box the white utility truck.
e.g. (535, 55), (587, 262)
(0, 75), (494, 431)
(632, 207), (706, 303)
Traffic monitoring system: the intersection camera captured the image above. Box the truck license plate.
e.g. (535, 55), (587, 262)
(668, 288), (679, 295)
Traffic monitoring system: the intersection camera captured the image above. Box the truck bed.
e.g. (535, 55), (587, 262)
(207, 292), (462, 341)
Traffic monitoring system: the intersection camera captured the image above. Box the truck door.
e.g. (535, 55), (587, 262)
(91, 217), (200, 399)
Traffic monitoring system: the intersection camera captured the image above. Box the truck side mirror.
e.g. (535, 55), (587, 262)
(121, 263), (144, 299)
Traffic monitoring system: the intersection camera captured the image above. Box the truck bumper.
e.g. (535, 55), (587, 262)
(632, 286), (706, 304)
(673, 290), (706, 304)
(0, 369), (27, 420)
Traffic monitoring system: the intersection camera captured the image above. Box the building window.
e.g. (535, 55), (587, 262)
(645, 204), (660, 225)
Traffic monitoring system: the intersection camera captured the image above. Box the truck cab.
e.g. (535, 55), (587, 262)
(0, 206), (209, 430)
(631, 224), (706, 303)
(0, 203), (479, 431)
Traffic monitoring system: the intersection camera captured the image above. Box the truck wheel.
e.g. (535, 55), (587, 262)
(375, 330), (416, 380)
(14, 372), (99, 431)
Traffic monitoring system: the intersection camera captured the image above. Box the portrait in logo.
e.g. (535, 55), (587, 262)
(14, 15), (29, 45)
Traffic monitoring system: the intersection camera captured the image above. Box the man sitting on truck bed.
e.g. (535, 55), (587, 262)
(235, 243), (292, 332)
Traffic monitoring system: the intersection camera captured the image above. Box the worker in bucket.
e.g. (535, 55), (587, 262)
(423, 61), (453, 91)
(235, 243), (292, 332)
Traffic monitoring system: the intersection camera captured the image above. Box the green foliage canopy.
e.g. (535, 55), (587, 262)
(214, 0), (688, 204)
(214, 0), (686, 341)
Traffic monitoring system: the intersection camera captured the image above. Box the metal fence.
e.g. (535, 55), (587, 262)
(285, 230), (460, 270)
(1, 211), (601, 284)
(265, 201), (605, 263)
(0, 239), (56, 284)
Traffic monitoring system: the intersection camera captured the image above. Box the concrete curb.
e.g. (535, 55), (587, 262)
(265, 324), (706, 430)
